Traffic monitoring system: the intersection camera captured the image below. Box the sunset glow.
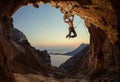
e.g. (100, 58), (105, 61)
(13, 4), (89, 52)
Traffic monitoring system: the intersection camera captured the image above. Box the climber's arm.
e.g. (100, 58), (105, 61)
(71, 15), (74, 22)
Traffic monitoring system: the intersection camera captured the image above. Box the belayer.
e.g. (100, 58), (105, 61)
(64, 15), (77, 39)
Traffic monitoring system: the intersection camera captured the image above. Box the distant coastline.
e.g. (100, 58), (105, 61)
(49, 52), (65, 55)
(41, 43), (89, 56)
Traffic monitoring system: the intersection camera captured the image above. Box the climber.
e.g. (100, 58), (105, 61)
(64, 15), (77, 39)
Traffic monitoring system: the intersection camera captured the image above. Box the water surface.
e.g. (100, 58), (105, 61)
(50, 54), (72, 67)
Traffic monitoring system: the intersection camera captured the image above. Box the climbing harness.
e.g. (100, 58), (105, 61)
(64, 13), (90, 38)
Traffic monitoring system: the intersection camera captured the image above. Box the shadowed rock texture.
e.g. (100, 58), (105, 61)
(0, 0), (120, 82)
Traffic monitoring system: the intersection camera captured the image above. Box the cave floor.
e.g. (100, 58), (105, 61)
(14, 73), (89, 82)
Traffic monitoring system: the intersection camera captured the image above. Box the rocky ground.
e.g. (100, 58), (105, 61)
(14, 73), (89, 82)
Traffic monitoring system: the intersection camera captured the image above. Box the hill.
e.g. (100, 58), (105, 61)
(65, 43), (89, 56)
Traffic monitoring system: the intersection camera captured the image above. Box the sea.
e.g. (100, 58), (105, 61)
(50, 54), (72, 67)
(39, 48), (73, 67)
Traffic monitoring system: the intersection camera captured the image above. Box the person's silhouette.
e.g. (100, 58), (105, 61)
(64, 15), (77, 39)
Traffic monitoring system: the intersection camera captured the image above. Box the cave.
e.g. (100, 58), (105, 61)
(0, 0), (120, 82)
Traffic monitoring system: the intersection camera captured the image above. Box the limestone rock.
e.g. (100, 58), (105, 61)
(60, 45), (89, 75)
(0, 0), (120, 82)
(10, 28), (29, 45)
(9, 28), (51, 75)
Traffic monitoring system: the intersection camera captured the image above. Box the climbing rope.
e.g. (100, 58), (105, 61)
(64, 13), (90, 38)
(74, 20), (82, 29)
(81, 21), (90, 37)
(74, 20), (90, 37)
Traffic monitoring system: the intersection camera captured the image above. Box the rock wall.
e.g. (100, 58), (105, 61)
(0, 16), (52, 81)
(60, 45), (89, 75)
(10, 27), (51, 74)
(0, 0), (120, 82)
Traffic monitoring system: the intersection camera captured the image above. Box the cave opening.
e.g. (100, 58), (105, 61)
(12, 4), (90, 67)
(1, 0), (120, 82)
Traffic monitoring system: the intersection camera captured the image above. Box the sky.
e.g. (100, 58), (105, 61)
(12, 4), (90, 53)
